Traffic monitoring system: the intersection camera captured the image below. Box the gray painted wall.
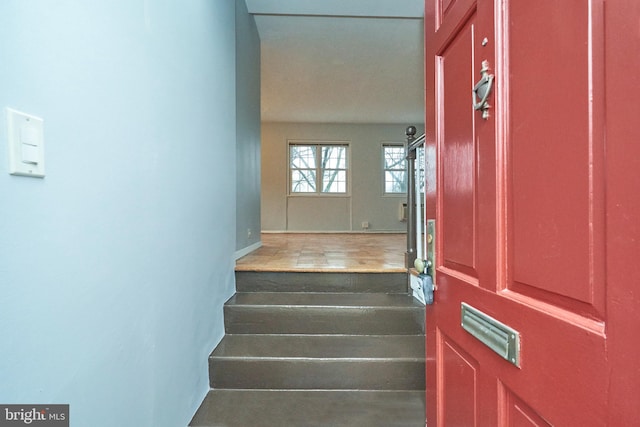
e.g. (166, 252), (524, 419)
(236, 0), (262, 254)
(262, 122), (424, 232)
(0, 1), (247, 426)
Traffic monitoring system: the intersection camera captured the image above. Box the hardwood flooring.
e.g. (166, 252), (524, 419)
(236, 233), (407, 273)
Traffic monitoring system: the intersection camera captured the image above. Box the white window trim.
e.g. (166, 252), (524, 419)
(382, 142), (407, 196)
(287, 140), (351, 197)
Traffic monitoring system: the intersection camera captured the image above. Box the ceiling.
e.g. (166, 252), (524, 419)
(245, 0), (425, 124)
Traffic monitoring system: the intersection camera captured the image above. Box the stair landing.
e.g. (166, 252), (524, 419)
(235, 233), (406, 273)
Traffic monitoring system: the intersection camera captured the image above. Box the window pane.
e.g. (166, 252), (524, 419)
(416, 146), (425, 193)
(416, 146), (425, 176)
(290, 145), (316, 169)
(322, 146), (347, 169)
(384, 145), (407, 193)
(289, 142), (349, 194)
(322, 170), (346, 193)
(385, 171), (407, 193)
(291, 170), (316, 192)
(384, 146), (405, 170)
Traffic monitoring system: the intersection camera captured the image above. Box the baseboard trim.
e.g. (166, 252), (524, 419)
(235, 241), (263, 260)
(261, 230), (406, 234)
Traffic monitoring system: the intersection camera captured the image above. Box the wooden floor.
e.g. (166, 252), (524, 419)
(236, 233), (407, 273)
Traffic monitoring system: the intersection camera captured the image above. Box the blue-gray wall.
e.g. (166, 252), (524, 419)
(236, 0), (262, 255)
(0, 1), (246, 426)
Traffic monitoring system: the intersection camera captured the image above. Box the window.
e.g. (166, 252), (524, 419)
(383, 144), (407, 194)
(289, 142), (349, 194)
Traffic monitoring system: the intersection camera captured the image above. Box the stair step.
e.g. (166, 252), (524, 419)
(212, 334), (425, 359)
(209, 335), (425, 390)
(228, 292), (421, 307)
(224, 293), (425, 335)
(210, 358), (425, 390)
(236, 271), (407, 293)
(189, 389), (426, 427)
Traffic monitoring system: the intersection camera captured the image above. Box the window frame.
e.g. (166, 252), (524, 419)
(288, 140), (351, 196)
(382, 142), (408, 196)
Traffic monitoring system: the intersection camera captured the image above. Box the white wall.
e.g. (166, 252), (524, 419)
(0, 1), (239, 426)
(262, 122), (424, 232)
(236, 0), (262, 255)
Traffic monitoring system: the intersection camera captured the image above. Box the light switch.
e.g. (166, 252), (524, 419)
(6, 108), (45, 178)
(20, 124), (39, 145)
(21, 143), (39, 164)
(20, 123), (40, 164)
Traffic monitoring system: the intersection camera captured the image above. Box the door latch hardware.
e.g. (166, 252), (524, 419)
(461, 303), (520, 367)
(410, 270), (434, 305)
(426, 219), (436, 285)
(472, 60), (494, 119)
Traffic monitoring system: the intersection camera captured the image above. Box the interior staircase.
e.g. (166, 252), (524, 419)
(189, 271), (426, 427)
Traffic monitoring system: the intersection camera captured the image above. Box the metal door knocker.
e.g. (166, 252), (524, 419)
(473, 60), (494, 119)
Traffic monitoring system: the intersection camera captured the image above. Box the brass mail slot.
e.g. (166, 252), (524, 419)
(461, 303), (520, 367)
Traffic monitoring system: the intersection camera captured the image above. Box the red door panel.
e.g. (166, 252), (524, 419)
(439, 0), (457, 23)
(502, 389), (552, 427)
(440, 335), (477, 426)
(440, 12), (477, 278)
(423, 0), (636, 425)
(507, 0), (605, 313)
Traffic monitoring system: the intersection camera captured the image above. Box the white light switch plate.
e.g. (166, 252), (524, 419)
(7, 108), (45, 178)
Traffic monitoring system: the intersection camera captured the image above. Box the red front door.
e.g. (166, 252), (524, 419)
(424, 0), (640, 425)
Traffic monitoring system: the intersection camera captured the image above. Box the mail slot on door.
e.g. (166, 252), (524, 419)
(461, 302), (521, 367)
